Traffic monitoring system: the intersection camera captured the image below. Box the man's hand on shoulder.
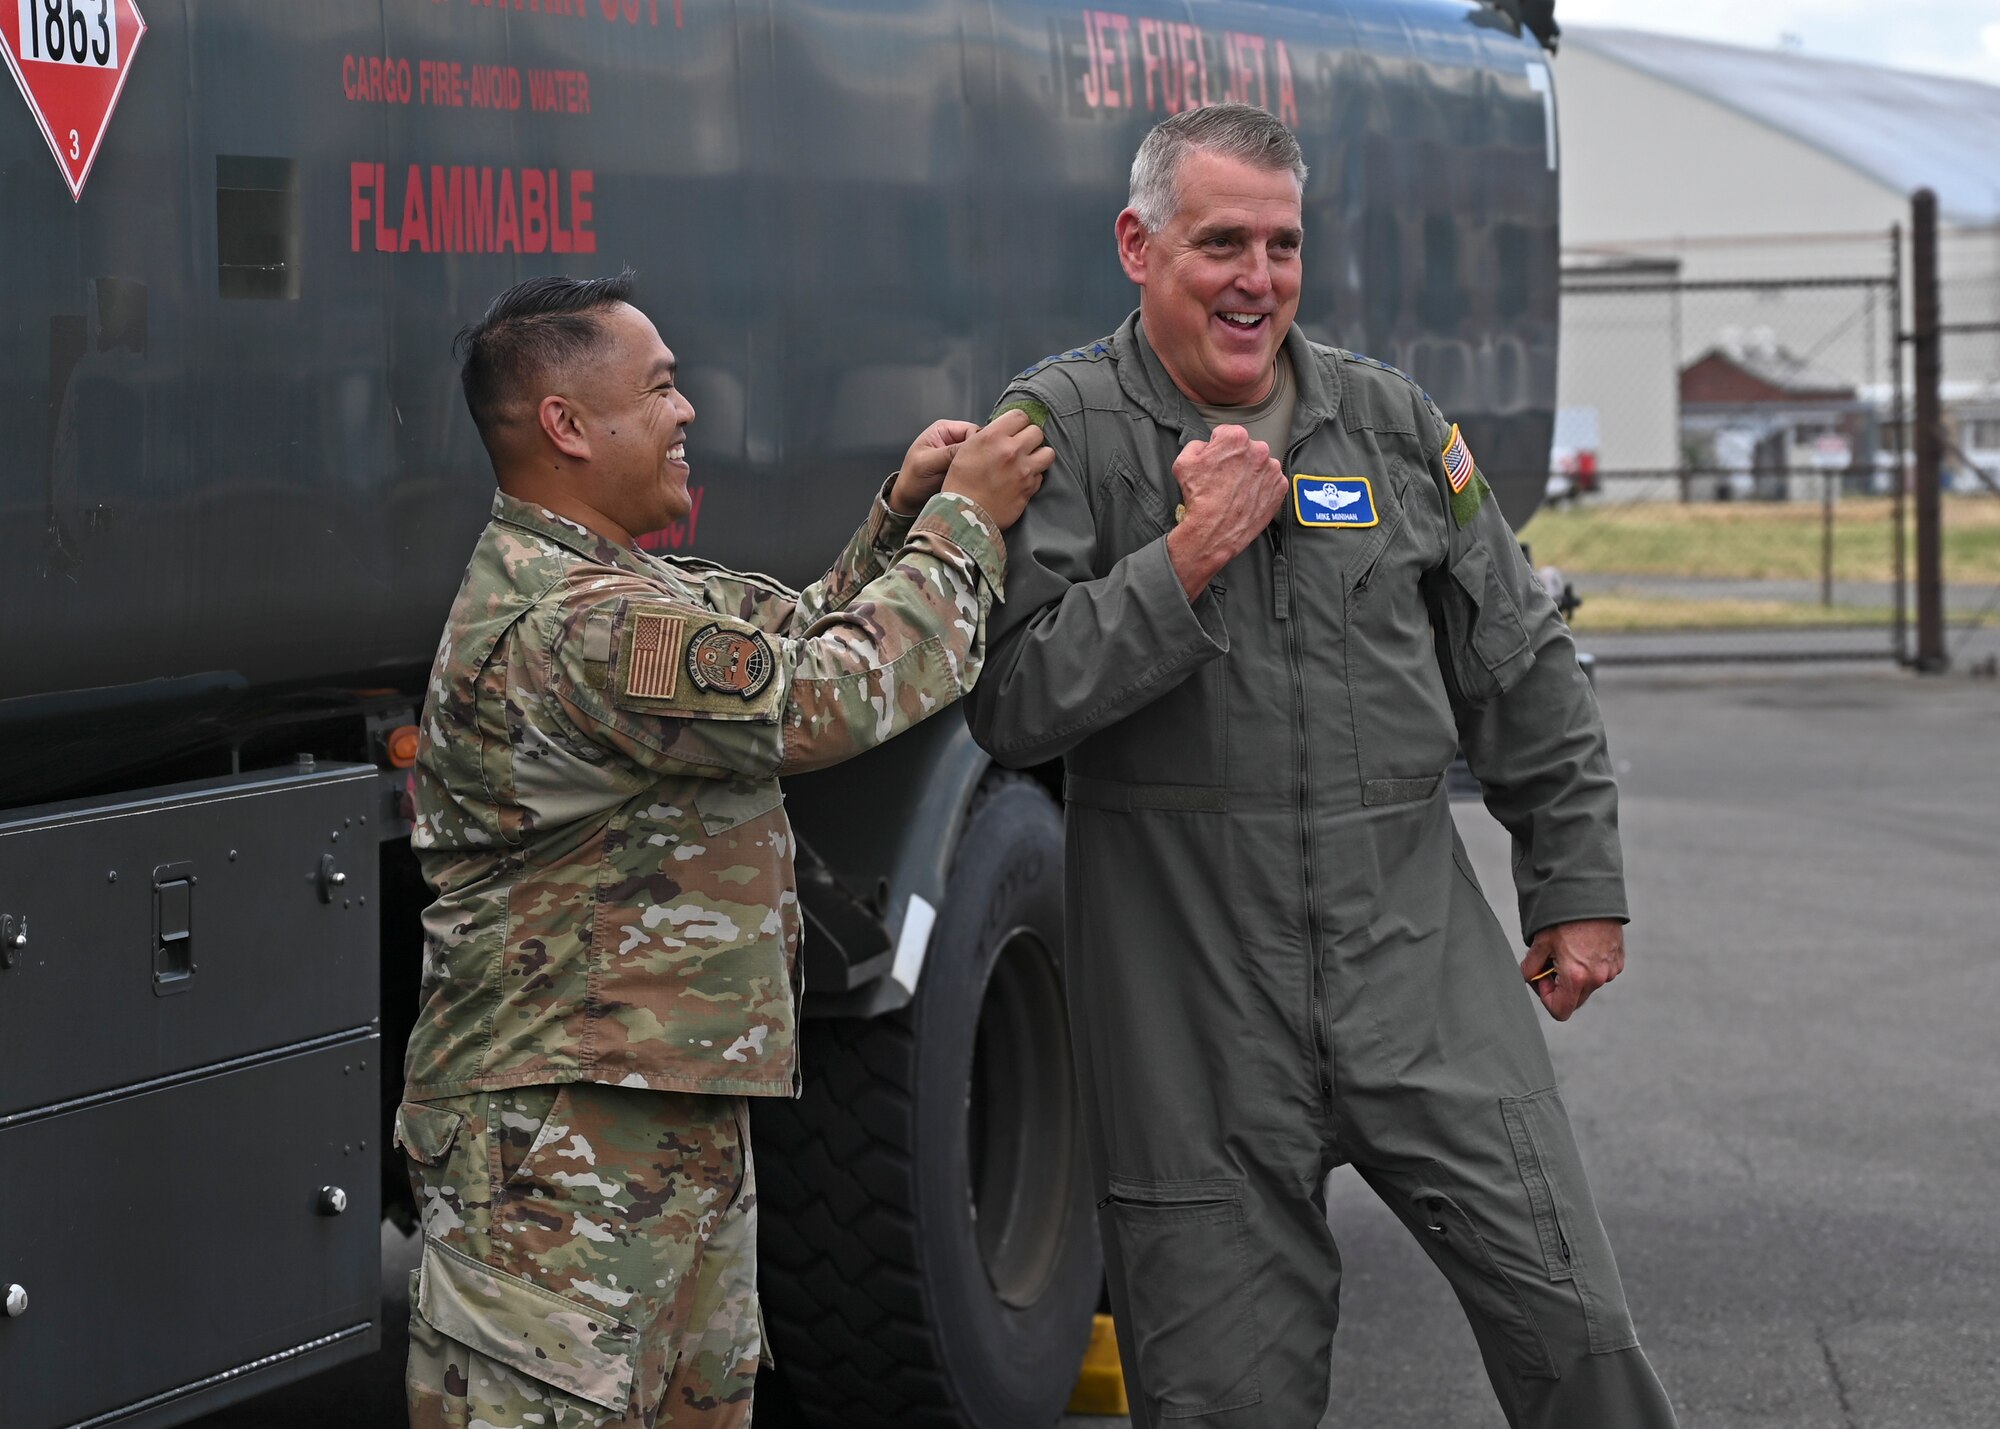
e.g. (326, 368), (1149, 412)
(890, 419), (981, 515)
(1166, 425), (1288, 600)
(1522, 918), (1625, 1021)
(938, 408), (1055, 530)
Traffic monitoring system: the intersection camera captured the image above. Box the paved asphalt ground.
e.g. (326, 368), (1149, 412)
(190, 664), (2000, 1429)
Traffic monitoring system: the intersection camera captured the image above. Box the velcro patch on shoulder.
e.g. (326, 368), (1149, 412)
(991, 396), (1051, 430)
(1439, 422), (1490, 527)
(1450, 469), (1491, 529)
(614, 605), (783, 719)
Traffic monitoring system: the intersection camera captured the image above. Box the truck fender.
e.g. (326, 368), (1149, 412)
(780, 706), (994, 1017)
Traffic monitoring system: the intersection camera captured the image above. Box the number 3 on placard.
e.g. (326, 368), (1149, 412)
(69, 129), (79, 160)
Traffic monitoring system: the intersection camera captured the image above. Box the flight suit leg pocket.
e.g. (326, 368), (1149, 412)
(1501, 1088), (1640, 1354)
(1105, 1177), (1262, 1418)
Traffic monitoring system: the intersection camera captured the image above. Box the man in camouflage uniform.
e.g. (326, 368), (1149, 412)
(397, 273), (1051, 1429)
(966, 108), (1679, 1427)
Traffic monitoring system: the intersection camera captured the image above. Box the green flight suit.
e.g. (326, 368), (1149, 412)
(965, 315), (1677, 1429)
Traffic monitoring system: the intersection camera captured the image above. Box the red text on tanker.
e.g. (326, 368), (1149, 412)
(450, 0), (684, 30)
(344, 55), (590, 113)
(350, 164), (598, 254)
(636, 486), (705, 553)
(1079, 9), (1298, 126)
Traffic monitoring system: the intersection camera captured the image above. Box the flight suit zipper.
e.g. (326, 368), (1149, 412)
(1269, 520), (1333, 1105)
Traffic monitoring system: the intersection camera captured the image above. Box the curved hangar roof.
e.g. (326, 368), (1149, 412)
(1566, 26), (2000, 225)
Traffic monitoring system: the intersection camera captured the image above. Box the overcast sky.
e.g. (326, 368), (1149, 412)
(1558, 0), (2000, 85)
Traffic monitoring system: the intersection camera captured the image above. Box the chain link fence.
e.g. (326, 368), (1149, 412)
(1521, 224), (2000, 665)
(1930, 224), (2000, 671)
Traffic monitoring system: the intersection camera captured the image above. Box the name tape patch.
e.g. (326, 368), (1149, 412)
(1293, 475), (1378, 529)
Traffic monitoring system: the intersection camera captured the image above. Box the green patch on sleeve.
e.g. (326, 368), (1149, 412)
(990, 396), (1050, 430)
(1450, 468), (1491, 529)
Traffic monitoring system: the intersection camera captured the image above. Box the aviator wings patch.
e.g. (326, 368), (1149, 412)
(1293, 476), (1378, 528)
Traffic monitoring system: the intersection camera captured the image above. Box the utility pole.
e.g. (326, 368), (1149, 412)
(1911, 189), (1946, 673)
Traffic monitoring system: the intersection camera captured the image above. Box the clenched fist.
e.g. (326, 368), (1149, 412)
(1521, 919), (1626, 1021)
(1166, 425), (1288, 599)
(941, 408), (1056, 531)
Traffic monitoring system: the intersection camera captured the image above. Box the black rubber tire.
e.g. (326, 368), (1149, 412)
(754, 775), (1100, 1429)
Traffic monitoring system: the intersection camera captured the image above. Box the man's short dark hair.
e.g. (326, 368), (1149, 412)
(455, 270), (636, 455)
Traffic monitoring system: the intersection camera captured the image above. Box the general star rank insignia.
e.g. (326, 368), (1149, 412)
(686, 623), (775, 699)
(1293, 476), (1378, 528)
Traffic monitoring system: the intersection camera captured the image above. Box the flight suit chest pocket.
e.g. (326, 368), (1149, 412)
(1104, 1177), (1262, 1418)
(1103, 451), (1177, 545)
(1340, 475), (1458, 803)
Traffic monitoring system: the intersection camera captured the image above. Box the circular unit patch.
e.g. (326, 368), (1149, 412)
(686, 623), (775, 699)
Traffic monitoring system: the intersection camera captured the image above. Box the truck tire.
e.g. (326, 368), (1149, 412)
(754, 774), (1100, 1429)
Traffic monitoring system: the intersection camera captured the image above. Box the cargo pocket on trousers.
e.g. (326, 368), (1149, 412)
(1501, 1088), (1640, 1354)
(1411, 1184), (1559, 1380)
(1105, 1178), (1262, 1418)
(415, 1236), (642, 1415)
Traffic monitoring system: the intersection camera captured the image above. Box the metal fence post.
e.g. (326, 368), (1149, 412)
(1911, 190), (1947, 673)
(1890, 224), (1908, 664)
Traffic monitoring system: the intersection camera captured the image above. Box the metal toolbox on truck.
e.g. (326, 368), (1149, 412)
(0, 763), (383, 1428)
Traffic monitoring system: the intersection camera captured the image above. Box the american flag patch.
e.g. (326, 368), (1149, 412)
(625, 611), (686, 700)
(1442, 424), (1474, 493)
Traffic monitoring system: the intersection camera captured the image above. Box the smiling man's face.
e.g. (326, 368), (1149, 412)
(1117, 147), (1303, 407)
(578, 303), (697, 535)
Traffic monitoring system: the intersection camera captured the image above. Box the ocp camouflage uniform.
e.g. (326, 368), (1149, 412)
(400, 1084), (755, 1429)
(399, 485), (1004, 1427)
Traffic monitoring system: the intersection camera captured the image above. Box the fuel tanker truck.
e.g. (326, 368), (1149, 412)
(0, 1), (1559, 1424)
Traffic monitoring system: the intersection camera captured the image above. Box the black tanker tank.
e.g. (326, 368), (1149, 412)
(0, 3), (1559, 1427)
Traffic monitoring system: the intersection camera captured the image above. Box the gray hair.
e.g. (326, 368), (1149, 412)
(1127, 105), (1308, 231)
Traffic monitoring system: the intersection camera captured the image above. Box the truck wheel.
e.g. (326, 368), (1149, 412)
(754, 774), (1100, 1429)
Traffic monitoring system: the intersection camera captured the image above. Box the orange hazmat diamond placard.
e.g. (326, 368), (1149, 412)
(0, 0), (148, 201)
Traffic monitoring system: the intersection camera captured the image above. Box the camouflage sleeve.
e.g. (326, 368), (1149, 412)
(1419, 395), (1627, 939)
(694, 477), (917, 634)
(546, 494), (1005, 779)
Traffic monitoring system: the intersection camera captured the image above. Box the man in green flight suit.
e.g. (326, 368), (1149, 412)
(397, 273), (1052, 1429)
(965, 106), (1679, 1428)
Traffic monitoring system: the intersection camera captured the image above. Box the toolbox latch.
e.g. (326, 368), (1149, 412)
(153, 862), (196, 994)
